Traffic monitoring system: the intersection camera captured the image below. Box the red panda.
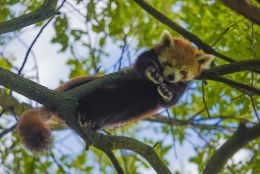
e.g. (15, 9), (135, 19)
(16, 30), (215, 152)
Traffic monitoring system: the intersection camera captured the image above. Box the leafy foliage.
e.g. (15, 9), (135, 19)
(0, 0), (259, 173)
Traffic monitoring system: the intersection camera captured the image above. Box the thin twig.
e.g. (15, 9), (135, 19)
(114, 34), (128, 71)
(192, 128), (213, 148)
(211, 18), (244, 47)
(104, 150), (124, 174)
(50, 150), (68, 174)
(165, 109), (178, 158)
(15, 33), (39, 82)
(202, 81), (211, 117)
(0, 110), (4, 118)
(251, 96), (260, 121)
(188, 109), (205, 120)
(200, 75), (260, 96)
(146, 115), (237, 131)
(18, 0), (67, 75)
(249, 23), (260, 122)
(0, 124), (17, 138)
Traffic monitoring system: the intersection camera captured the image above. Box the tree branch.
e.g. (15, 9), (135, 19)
(133, 0), (260, 74)
(0, 0), (59, 34)
(200, 76), (260, 96)
(0, 58), (259, 173)
(0, 67), (68, 110)
(0, 89), (31, 115)
(222, 0), (260, 25)
(0, 67), (171, 174)
(133, 0), (235, 62)
(146, 115), (237, 131)
(203, 123), (260, 174)
(18, 0), (66, 75)
(104, 150), (124, 174)
(0, 124), (17, 139)
(197, 60), (260, 95)
(200, 60), (260, 76)
(0, 88), (67, 130)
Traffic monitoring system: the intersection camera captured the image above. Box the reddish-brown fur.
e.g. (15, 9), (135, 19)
(16, 49), (189, 152)
(16, 76), (98, 152)
(17, 108), (52, 152)
(17, 31), (214, 152)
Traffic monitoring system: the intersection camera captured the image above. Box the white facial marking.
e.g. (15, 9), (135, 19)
(163, 67), (182, 83)
(173, 69), (182, 82)
(185, 72), (195, 81)
(181, 65), (187, 70)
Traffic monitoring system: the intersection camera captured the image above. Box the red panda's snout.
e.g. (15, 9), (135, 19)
(163, 66), (197, 83)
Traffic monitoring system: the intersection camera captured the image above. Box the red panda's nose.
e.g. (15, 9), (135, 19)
(167, 74), (175, 81)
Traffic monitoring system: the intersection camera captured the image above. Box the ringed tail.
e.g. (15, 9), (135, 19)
(16, 108), (53, 152)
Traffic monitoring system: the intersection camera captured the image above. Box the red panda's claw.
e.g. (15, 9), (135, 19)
(78, 113), (85, 127)
(145, 66), (163, 84)
(78, 113), (96, 128)
(157, 83), (173, 102)
(83, 120), (96, 128)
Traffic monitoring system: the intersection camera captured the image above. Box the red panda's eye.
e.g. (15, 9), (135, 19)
(162, 62), (172, 67)
(180, 70), (186, 75)
(198, 59), (205, 64)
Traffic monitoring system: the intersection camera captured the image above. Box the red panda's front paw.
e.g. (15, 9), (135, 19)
(77, 113), (96, 128)
(157, 83), (173, 102)
(144, 66), (163, 84)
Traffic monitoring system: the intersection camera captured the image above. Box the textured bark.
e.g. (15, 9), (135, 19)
(203, 124), (260, 174)
(222, 0), (260, 25)
(0, 0), (58, 34)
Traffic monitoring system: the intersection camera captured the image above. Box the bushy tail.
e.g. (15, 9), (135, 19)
(17, 108), (53, 152)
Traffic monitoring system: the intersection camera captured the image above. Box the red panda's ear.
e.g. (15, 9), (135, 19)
(196, 54), (215, 70)
(158, 30), (174, 47)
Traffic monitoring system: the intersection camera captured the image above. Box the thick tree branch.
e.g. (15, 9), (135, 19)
(203, 123), (260, 174)
(0, 67), (69, 110)
(197, 59), (260, 95)
(104, 150), (124, 174)
(0, 0), (59, 34)
(222, 0), (260, 25)
(201, 60), (260, 76)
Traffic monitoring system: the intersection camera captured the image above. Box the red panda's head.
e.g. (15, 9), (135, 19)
(155, 30), (215, 83)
